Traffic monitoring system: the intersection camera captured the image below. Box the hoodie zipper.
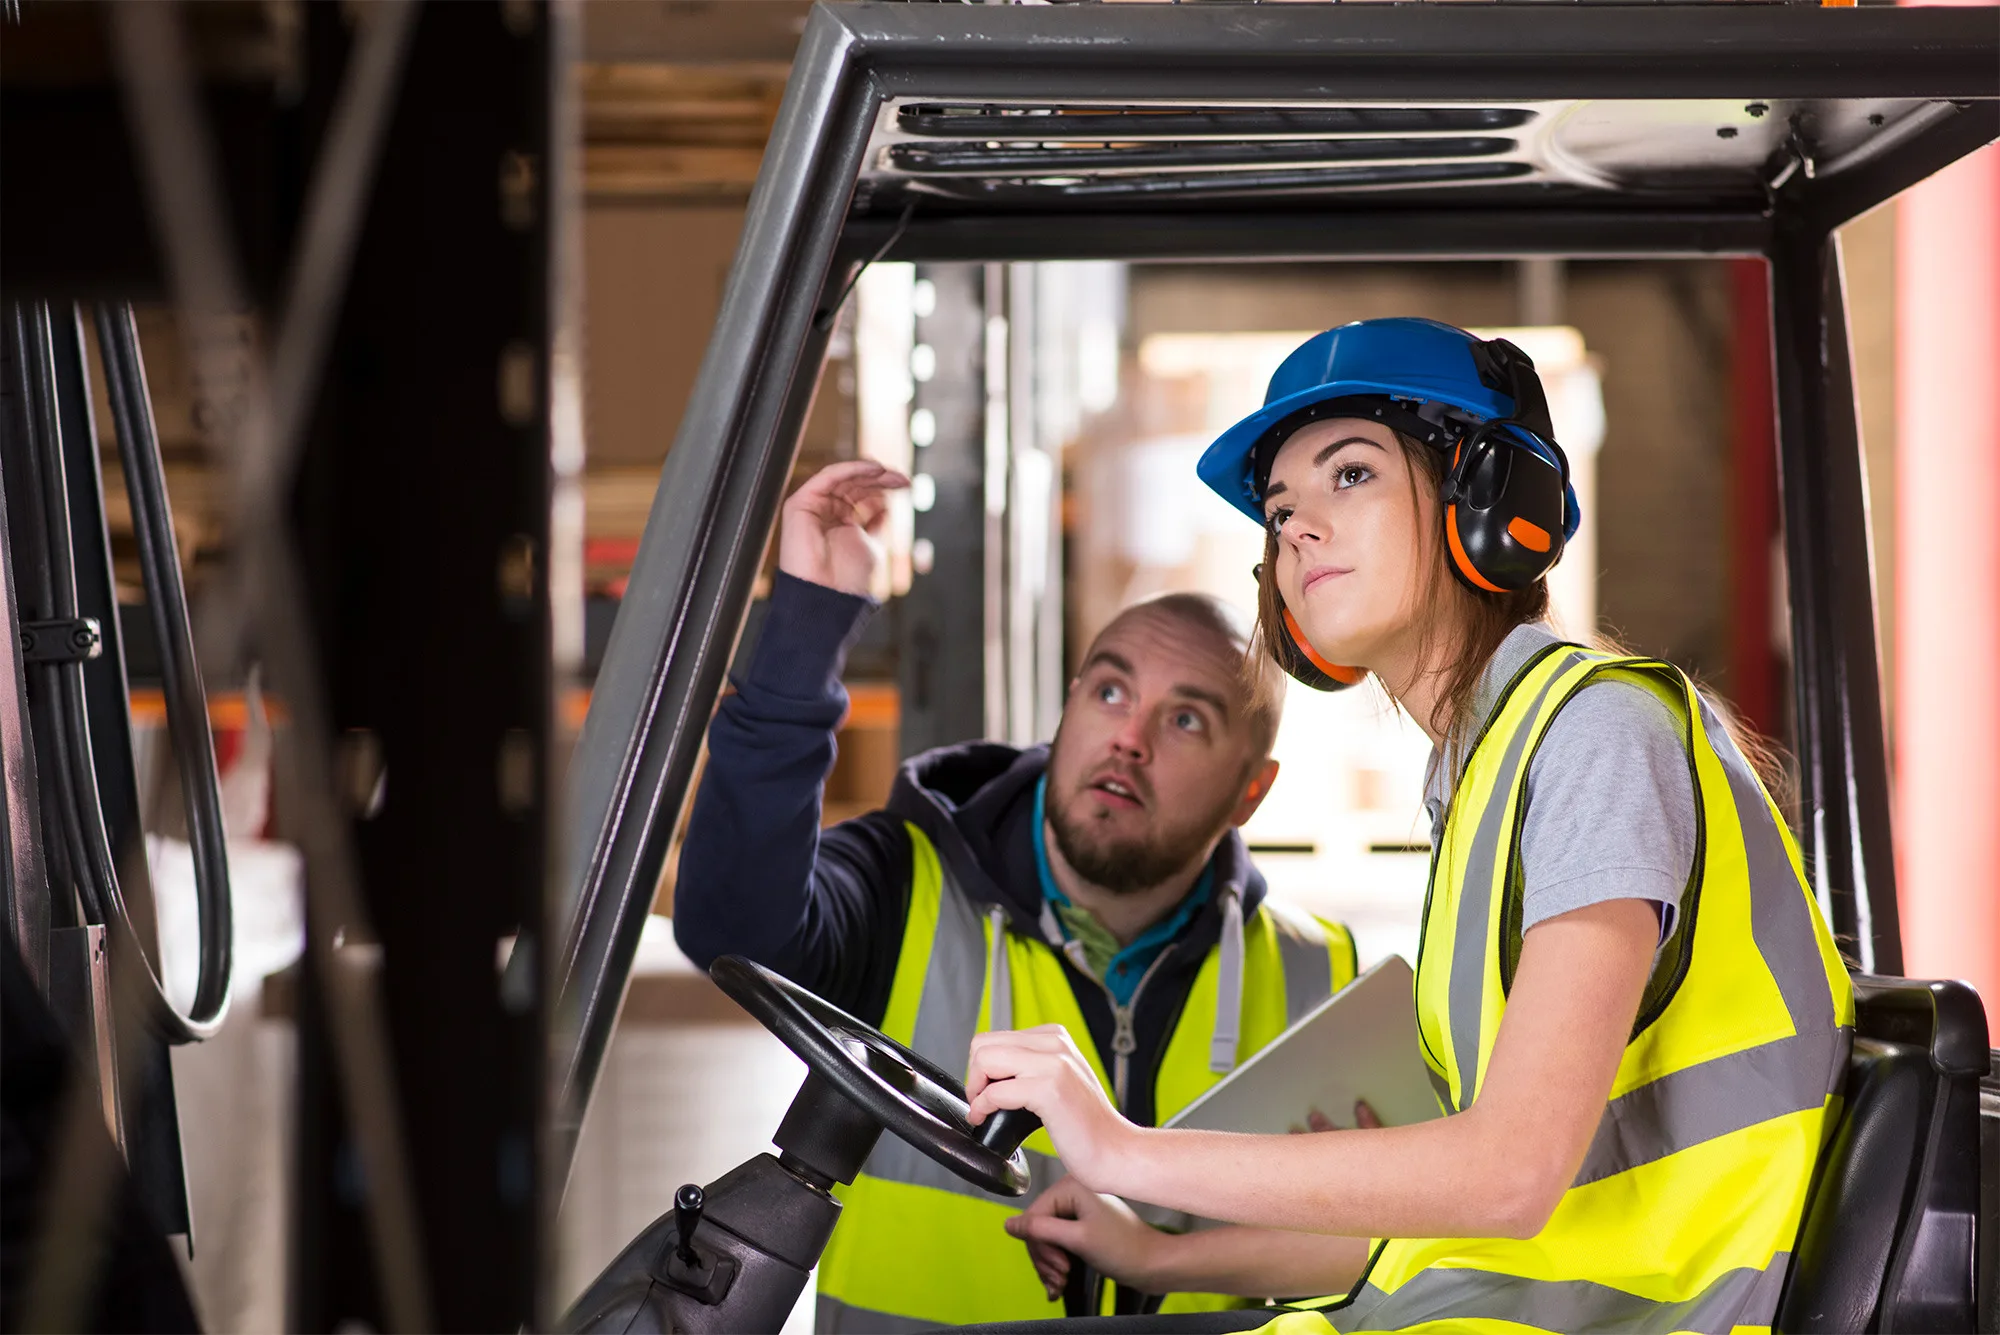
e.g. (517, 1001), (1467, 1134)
(1041, 894), (1210, 1110)
(1098, 948), (1175, 1110)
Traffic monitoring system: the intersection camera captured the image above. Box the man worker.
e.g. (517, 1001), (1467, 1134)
(674, 460), (1357, 1331)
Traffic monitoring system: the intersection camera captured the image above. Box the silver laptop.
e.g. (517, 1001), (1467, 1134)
(1164, 955), (1441, 1137)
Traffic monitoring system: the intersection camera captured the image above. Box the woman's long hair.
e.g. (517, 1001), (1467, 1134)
(1249, 427), (1792, 798)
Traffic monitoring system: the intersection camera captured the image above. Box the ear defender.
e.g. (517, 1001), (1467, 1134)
(1436, 338), (1571, 594)
(1437, 422), (1569, 593)
(1253, 565), (1367, 693)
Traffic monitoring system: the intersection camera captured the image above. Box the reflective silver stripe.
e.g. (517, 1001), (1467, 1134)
(1332, 1251), (1791, 1334)
(1447, 650), (1585, 1110)
(1572, 1028), (1847, 1186)
(1698, 698), (1848, 1100)
(858, 862), (1003, 1201)
(1272, 909), (1335, 1027)
(861, 1122), (1068, 1205)
(816, 1291), (945, 1333)
(986, 905), (1012, 1032)
(1425, 1064), (1453, 1113)
(1571, 697), (1850, 1186)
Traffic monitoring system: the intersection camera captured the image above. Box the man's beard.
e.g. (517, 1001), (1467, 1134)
(1046, 784), (1240, 897)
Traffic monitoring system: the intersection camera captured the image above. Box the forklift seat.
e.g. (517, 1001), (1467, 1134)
(1776, 975), (1988, 1333)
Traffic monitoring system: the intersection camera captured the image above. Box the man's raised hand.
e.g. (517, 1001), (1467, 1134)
(777, 461), (909, 596)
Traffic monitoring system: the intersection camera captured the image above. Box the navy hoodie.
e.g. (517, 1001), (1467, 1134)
(674, 572), (1273, 1127)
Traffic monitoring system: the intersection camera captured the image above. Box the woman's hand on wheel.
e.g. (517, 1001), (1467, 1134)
(1005, 1178), (1173, 1300)
(966, 1025), (1136, 1192)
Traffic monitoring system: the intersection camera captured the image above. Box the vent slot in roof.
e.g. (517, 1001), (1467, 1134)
(888, 136), (1519, 176)
(908, 159), (1535, 202)
(895, 105), (1536, 140)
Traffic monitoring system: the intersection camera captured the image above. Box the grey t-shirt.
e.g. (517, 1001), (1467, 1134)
(1424, 624), (1698, 943)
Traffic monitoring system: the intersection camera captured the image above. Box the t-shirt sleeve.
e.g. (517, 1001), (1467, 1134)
(1518, 678), (1699, 940)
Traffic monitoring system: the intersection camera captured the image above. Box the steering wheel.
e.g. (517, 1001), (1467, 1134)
(711, 955), (1033, 1197)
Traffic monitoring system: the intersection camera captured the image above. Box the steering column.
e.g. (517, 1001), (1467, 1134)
(561, 956), (1040, 1334)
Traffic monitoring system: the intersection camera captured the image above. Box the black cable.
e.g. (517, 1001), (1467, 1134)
(814, 203), (916, 333)
(2, 302), (230, 1042)
(91, 305), (233, 1041)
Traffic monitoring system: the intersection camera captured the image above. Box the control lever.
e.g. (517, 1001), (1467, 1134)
(662, 1182), (737, 1306)
(973, 1109), (1104, 1318)
(672, 1184), (704, 1267)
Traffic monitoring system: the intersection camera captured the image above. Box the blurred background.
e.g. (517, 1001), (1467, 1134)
(63, 2), (1991, 1330)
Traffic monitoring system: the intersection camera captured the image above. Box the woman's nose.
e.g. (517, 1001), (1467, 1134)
(1284, 509), (1328, 546)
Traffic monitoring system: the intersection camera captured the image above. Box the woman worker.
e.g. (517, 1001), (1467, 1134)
(962, 318), (1854, 1333)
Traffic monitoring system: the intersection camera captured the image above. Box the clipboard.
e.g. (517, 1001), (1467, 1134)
(1164, 955), (1442, 1136)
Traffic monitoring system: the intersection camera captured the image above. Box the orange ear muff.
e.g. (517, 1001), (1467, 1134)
(1445, 504), (1508, 594)
(1253, 561), (1364, 692)
(1279, 608), (1366, 691)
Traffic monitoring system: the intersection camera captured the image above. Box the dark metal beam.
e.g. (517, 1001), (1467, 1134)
(1767, 222), (1902, 975)
(849, 210), (1775, 266)
(834, 3), (1999, 104)
(550, 1), (878, 1193)
(1806, 98), (2000, 234)
(289, 4), (556, 1327)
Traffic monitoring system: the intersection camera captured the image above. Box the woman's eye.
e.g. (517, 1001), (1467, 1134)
(1333, 463), (1373, 490)
(1264, 505), (1294, 534)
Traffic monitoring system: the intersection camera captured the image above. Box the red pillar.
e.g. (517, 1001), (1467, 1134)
(1729, 259), (1780, 742)
(1895, 44), (1999, 1030)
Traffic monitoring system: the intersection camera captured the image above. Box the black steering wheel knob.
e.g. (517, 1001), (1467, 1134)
(975, 1107), (1044, 1159)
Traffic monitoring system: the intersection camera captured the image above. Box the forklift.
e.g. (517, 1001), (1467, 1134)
(560, 4), (1999, 1331)
(1, 2), (1994, 1332)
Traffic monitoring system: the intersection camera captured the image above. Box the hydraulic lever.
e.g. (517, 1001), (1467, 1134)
(672, 1184), (704, 1268)
(663, 1181), (736, 1307)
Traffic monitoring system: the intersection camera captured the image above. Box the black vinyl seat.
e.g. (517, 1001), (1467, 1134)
(1777, 974), (1989, 1334)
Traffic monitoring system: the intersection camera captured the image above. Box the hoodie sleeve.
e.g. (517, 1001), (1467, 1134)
(671, 571), (912, 1023)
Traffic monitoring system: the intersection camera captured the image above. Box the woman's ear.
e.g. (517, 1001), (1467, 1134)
(1234, 758), (1282, 825)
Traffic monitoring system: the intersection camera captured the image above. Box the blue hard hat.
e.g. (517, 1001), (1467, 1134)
(1195, 317), (1579, 537)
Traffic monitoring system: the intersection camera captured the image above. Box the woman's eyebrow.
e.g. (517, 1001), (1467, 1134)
(1264, 435), (1384, 506)
(1312, 435), (1385, 469)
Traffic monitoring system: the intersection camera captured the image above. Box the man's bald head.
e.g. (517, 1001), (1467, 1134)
(1044, 591), (1286, 899)
(1081, 592), (1285, 760)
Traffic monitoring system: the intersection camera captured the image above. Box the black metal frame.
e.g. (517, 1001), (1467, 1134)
(288, 5), (559, 1329)
(2, 1), (564, 1328)
(558, 0), (2000, 1183)
(0, 1), (1992, 1323)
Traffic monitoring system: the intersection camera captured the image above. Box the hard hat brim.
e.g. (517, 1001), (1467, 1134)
(1196, 376), (1462, 525)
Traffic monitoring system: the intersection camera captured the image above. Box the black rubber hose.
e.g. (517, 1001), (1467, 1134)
(91, 305), (233, 1041)
(8, 302), (232, 1040)
(4, 305), (84, 913)
(14, 303), (120, 941)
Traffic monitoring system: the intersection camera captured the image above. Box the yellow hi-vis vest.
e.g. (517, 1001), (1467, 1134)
(815, 821), (1357, 1333)
(1267, 646), (1854, 1335)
